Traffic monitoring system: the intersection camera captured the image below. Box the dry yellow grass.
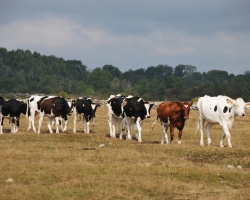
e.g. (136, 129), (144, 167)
(0, 107), (250, 200)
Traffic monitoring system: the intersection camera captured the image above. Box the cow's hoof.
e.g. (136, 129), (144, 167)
(178, 141), (181, 144)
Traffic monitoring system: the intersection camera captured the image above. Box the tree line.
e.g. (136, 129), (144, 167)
(0, 47), (249, 101)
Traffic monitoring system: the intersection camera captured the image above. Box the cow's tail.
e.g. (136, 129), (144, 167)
(26, 99), (29, 119)
(151, 116), (158, 130)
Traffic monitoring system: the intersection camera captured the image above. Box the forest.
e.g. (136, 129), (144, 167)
(0, 47), (249, 101)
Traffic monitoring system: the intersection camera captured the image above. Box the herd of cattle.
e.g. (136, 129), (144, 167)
(0, 94), (249, 147)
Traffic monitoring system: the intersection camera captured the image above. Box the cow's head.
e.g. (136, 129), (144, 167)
(91, 103), (101, 118)
(20, 101), (28, 115)
(144, 102), (154, 118)
(108, 97), (124, 118)
(235, 98), (246, 117)
(59, 98), (72, 116)
(177, 101), (193, 119)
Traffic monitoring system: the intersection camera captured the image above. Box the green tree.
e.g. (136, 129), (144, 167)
(86, 68), (112, 93)
(102, 65), (122, 78)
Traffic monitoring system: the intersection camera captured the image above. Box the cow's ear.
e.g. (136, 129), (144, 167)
(122, 100), (127, 107)
(189, 101), (193, 106)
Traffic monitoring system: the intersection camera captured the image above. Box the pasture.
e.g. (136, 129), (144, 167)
(0, 106), (250, 200)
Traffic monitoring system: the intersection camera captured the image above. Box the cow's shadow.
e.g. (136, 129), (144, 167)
(105, 133), (161, 144)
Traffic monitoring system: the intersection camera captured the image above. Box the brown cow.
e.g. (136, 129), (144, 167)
(152, 101), (193, 144)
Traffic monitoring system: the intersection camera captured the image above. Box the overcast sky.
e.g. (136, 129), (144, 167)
(1, 0), (249, 75)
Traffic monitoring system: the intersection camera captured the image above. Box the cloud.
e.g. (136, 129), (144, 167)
(0, 12), (249, 74)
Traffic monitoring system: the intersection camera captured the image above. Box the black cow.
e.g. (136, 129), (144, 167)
(0, 98), (27, 134)
(107, 94), (126, 138)
(122, 95), (154, 142)
(72, 97), (100, 133)
(37, 96), (72, 134)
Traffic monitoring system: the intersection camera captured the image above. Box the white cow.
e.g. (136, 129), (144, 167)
(197, 95), (247, 148)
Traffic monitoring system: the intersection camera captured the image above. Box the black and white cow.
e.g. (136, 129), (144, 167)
(0, 98), (27, 134)
(37, 96), (72, 134)
(57, 99), (74, 132)
(122, 95), (154, 142)
(107, 94), (126, 138)
(26, 95), (49, 133)
(72, 97), (100, 133)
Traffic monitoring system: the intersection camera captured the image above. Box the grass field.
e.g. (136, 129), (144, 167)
(0, 106), (250, 200)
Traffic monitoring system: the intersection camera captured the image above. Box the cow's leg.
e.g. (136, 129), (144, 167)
(0, 114), (2, 134)
(135, 118), (142, 142)
(47, 118), (53, 133)
(86, 121), (90, 133)
(37, 113), (44, 134)
(199, 118), (205, 146)
(10, 117), (14, 133)
(0, 116), (2, 134)
(220, 124), (232, 148)
(27, 116), (32, 132)
(58, 118), (64, 132)
(134, 123), (138, 139)
(31, 113), (37, 133)
(82, 115), (87, 133)
(90, 118), (95, 132)
(110, 116), (114, 138)
(205, 122), (213, 146)
(108, 114), (113, 137)
(73, 108), (77, 133)
(177, 129), (183, 144)
(118, 118), (124, 138)
(161, 122), (169, 144)
(111, 117), (117, 138)
(27, 112), (37, 133)
(83, 115), (90, 133)
(169, 124), (175, 143)
(1, 118), (5, 134)
(55, 117), (60, 133)
(15, 117), (19, 133)
(63, 117), (68, 132)
(125, 117), (132, 140)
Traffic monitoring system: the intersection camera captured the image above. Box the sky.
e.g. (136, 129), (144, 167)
(0, 0), (249, 75)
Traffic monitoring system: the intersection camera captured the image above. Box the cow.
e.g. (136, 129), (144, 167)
(37, 96), (72, 134)
(122, 95), (154, 142)
(56, 99), (74, 132)
(197, 95), (248, 148)
(152, 101), (193, 144)
(72, 97), (100, 133)
(26, 95), (49, 133)
(0, 98), (27, 134)
(106, 94), (126, 138)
